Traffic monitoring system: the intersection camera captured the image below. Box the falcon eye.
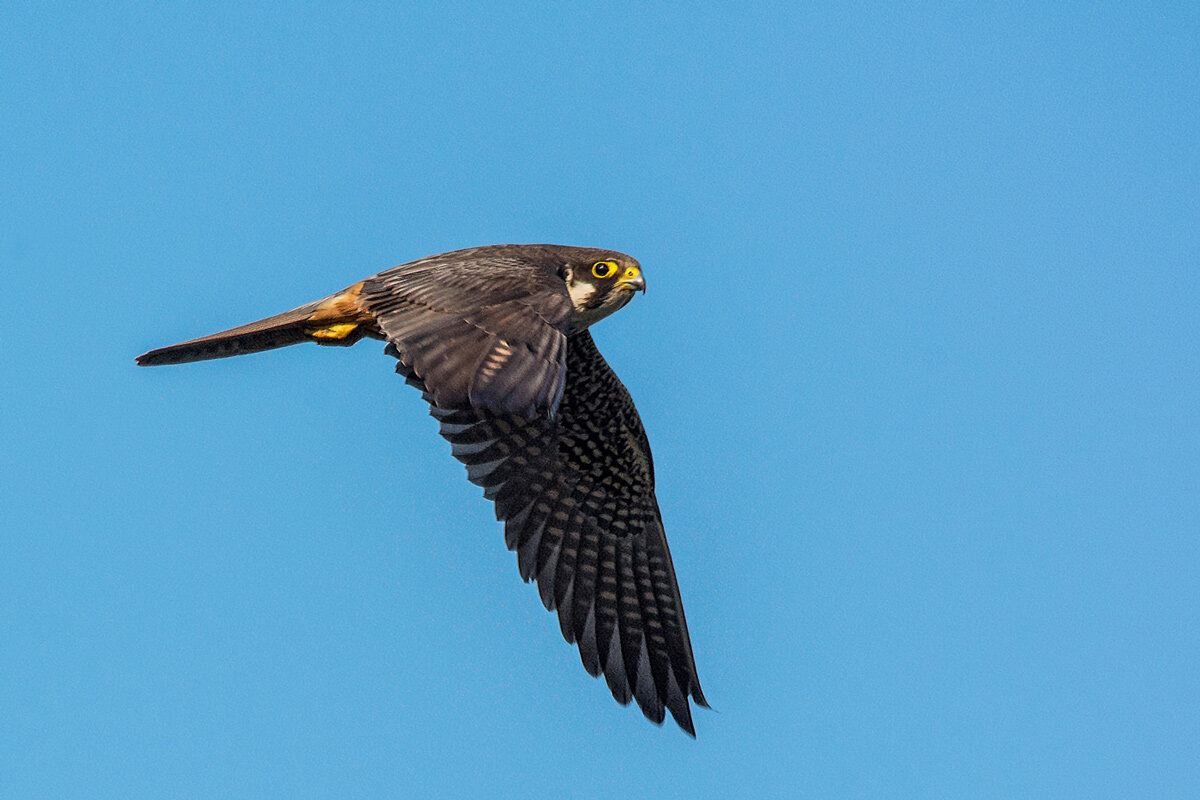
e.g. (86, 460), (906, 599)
(591, 260), (618, 279)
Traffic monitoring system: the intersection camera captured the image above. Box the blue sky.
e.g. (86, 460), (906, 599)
(2, 3), (1197, 797)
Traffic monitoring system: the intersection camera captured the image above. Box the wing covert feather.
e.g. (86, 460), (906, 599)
(361, 247), (574, 417)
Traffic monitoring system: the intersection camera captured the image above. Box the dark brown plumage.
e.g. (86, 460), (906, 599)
(137, 244), (708, 734)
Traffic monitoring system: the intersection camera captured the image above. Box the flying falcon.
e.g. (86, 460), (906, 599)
(137, 244), (708, 735)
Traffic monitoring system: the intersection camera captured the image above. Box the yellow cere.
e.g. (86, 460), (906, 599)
(309, 323), (359, 340)
(623, 266), (640, 281)
(592, 260), (618, 279)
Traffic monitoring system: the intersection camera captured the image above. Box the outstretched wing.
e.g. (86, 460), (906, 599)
(361, 246), (575, 417)
(395, 331), (708, 734)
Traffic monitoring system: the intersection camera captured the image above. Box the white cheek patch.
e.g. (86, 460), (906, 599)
(567, 276), (596, 313)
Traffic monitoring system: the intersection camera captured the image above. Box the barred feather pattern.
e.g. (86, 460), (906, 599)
(388, 331), (708, 735)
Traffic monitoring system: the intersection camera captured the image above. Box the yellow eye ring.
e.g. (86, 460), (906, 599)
(592, 260), (618, 279)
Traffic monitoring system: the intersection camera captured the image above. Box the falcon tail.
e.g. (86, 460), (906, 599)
(136, 282), (376, 367)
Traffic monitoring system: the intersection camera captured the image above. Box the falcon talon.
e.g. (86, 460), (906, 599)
(136, 244), (707, 736)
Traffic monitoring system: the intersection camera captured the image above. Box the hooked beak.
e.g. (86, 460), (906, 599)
(617, 272), (646, 293)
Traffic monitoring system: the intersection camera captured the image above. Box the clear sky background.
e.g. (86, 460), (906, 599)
(2, 3), (1197, 798)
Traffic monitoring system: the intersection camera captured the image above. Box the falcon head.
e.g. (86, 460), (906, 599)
(563, 251), (646, 329)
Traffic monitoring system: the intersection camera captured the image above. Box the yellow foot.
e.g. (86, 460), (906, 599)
(308, 323), (359, 340)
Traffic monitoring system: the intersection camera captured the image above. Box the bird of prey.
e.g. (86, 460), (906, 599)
(137, 244), (708, 735)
